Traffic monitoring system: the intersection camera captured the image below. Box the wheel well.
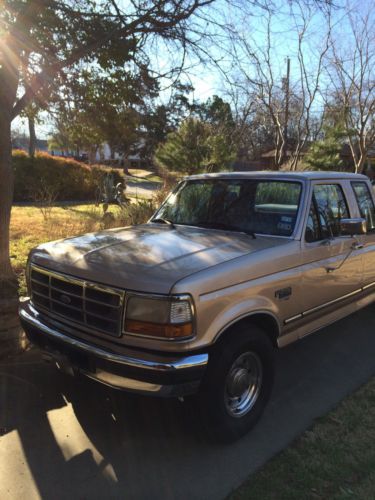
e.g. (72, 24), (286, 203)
(216, 313), (280, 348)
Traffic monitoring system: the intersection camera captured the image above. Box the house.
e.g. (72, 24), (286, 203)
(94, 142), (149, 170)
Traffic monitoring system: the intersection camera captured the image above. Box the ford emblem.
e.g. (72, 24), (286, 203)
(60, 294), (71, 305)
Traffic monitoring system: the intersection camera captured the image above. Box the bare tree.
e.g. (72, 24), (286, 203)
(228, 10), (289, 169)
(223, 1), (332, 170)
(288, 1), (332, 170)
(325, 5), (375, 173)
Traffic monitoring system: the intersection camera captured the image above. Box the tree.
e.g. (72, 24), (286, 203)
(223, 1), (332, 170)
(155, 117), (211, 174)
(194, 95), (237, 169)
(325, 5), (375, 173)
(139, 83), (198, 162)
(196, 95), (235, 129)
(51, 67), (160, 167)
(305, 125), (346, 170)
(48, 118), (75, 155)
(155, 105), (236, 175)
(0, 0), (214, 339)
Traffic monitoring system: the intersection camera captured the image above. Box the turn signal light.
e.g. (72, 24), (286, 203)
(125, 320), (193, 339)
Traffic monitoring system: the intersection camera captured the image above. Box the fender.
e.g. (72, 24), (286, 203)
(197, 294), (281, 347)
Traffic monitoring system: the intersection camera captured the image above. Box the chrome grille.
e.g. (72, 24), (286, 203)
(30, 265), (125, 337)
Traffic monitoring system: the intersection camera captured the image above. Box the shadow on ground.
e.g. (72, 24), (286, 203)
(1, 306), (375, 500)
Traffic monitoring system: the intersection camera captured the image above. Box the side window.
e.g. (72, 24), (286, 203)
(313, 184), (349, 238)
(352, 182), (375, 232)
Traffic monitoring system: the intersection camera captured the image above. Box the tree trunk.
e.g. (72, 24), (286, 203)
(123, 156), (131, 176)
(88, 146), (97, 164)
(0, 111), (21, 354)
(357, 155), (367, 175)
(0, 115), (16, 288)
(28, 114), (37, 157)
(273, 129), (283, 170)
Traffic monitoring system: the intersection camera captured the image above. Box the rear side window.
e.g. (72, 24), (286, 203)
(352, 182), (375, 232)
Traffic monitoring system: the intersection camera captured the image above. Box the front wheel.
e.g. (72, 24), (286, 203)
(197, 324), (274, 442)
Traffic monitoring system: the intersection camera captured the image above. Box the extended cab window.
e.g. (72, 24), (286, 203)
(305, 184), (349, 242)
(155, 179), (302, 236)
(352, 182), (375, 231)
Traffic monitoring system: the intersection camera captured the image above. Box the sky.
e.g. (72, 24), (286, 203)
(11, 0), (373, 140)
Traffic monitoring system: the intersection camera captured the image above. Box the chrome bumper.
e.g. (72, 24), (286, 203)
(19, 300), (208, 397)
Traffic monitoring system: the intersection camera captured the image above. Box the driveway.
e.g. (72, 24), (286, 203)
(1, 306), (375, 500)
(125, 177), (162, 199)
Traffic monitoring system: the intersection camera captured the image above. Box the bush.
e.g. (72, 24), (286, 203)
(96, 198), (156, 231)
(109, 199), (156, 228)
(13, 150), (123, 202)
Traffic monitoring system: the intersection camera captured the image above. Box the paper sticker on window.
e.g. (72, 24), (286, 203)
(278, 222), (292, 231)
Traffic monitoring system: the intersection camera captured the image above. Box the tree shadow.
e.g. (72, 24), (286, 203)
(0, 351), (110, 498)
(1, 306), (375, 499)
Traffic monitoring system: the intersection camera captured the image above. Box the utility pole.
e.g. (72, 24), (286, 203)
(284, 56), (290, 153)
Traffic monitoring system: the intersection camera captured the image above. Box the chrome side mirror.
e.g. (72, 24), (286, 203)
(340, 218), (367, 236)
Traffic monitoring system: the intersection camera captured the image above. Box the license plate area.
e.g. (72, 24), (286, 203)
(42, 345), (93, 375)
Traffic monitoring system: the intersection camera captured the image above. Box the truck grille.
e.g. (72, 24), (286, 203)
(30, 266), (125, 337)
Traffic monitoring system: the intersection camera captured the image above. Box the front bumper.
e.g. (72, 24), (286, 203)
(19, 300), (208, 397)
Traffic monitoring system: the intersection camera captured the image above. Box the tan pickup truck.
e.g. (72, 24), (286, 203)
(20, 171), (375, 440)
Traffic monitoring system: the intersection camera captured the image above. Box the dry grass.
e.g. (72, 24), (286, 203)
(231, 377), (375, 500)
(10, 199), (157, 295)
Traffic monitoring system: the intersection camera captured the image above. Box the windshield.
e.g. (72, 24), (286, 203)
(153, 178), (302, 237)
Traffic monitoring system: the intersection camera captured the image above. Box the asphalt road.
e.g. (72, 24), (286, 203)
(1, 306), (375, 500)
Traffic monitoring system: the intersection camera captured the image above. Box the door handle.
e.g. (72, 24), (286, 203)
(326, 241), (360, 273)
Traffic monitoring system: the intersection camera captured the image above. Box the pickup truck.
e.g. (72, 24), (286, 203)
(20, 171), (375, 441)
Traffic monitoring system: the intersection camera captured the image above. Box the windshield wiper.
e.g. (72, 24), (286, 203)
(151, 217), (176, 228)
(194, 221), (256, 239)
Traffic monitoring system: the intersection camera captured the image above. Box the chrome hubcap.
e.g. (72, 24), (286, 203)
(224, 351), (263, 418)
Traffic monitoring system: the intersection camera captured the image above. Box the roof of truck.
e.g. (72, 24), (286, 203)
(185, 171), (368, 182)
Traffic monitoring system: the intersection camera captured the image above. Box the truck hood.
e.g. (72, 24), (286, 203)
(30, 224), (290, 293)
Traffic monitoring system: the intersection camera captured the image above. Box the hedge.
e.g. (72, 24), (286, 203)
(12, 150), (123, 202)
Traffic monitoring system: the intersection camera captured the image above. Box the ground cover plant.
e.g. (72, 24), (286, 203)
(231, 377), (375, 500)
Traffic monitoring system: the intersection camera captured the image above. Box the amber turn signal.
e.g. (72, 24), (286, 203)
(125, 320), (193, 339)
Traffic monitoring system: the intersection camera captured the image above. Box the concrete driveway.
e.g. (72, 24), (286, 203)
(125, 177), (161, 199)
(1, 306), (375, 500)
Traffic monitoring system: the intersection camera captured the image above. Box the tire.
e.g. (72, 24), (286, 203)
(197, 323), (275, 443)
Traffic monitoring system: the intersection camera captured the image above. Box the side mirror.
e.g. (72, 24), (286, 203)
(340, 218), (367, 236)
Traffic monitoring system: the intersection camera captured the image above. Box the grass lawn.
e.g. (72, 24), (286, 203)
(11, 204), (105, 294)
(10, 201), (154, 295)
(231, 377), (375, 500)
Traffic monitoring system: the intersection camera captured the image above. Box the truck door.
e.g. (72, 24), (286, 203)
(351, 180), (375, 288)
(300, 182), (363, 315)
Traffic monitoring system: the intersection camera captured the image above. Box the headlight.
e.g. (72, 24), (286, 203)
(124, 294), (194, 340)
